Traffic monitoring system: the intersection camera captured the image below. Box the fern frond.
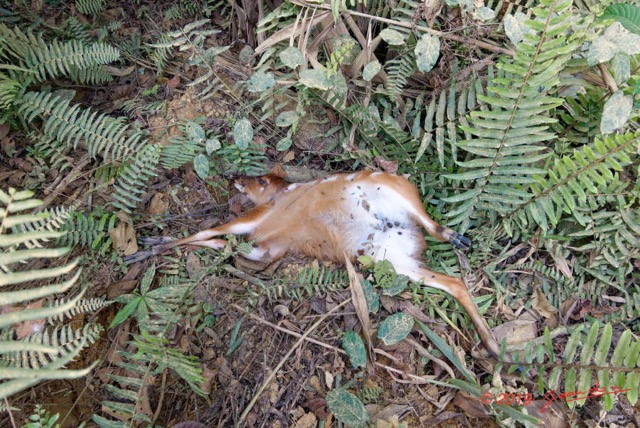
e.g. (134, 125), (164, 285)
(555, 88), (602, 145)
(47, 297), (112, 324)
(0, 188), (96, 399)
(165, 3), (201, 20)
(0, 24), (119, 82)
(150, 34), (174, 73)
(381, 54), (416, 99)
(19, 91), (146, 162)
(509, 131), (639, 233)
(2, 323), (102, 369)
(150, 20), (231, 100)
(444, 0), (580, 232)
(93, 348), (155, 427)
(11, 206), (71, 249)
(93, 332), (205, 426)
(58, 211), (117, 253)
(0, 75), (20, 111)
(66, 65), (114, 84)
(387, 0), (422, 36)
(571, 205), (640, 273)
(31, 134), (72, 171)
(76, 0), (104, 17)
(254, 264), (349, 301)
(540, 322), (640, 410)
(61, 16), (92, 43)
(418, 77), (484, 166)
(111, 144), (161, 213)
(159, 133), (203, 169)
(134, 333), (205, 393)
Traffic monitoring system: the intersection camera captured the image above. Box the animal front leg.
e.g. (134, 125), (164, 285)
(124, 207), (270, 264)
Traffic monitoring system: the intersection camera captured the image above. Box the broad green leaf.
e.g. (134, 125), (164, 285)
(576, 368), (592, 407)
(275, 137), (292, 151)
(380, 28), (405, 45)
(185, 122), (205, 141)
(603, 3), (640, 34)
(503, 12), (535, 45)
(233, 118), (253, 149)
(109, 296), (142, 328)
(414, 34), (440, 72)
(341, 331), (367, 369)
(564, 367), (576, 408)
(193, 154), (209, 180)
(598, 370), (614, 411)
(611, 52), (630, 84)
(563, 324), (584, 363)
(246, 70), (276, 93)
(475, 7), (496, 22)
(279, 46), (305, 69)
(360, 279), (380, 313)
(377, 312), (413, 346)
(205, 137), (221, 155)
(587, 22), (640, 65)
(326, 389), (369, 427)
(275, 111), (298, 127)
(373, 260), (396, 288)
(381, 274), (409, 297)
(362, 60), (381, 81)
(611, 329), (632, 387)
(601, 90), (632, 134)
(299, 69), (331, 90)
(626, 373), (638, 405)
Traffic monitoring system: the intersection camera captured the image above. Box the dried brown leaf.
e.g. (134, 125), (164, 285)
(305, 397), (329, 419)
(148, 193), (168, 215)
(110, 212), (138, 256)
(524, 400), (574, 428)
(294, 412), (317, 428)
(282, 150), (295, 163)
(344, 255), (373, 360)
(13, 300), (45, 339)
(491, 319), (537, 347)
(373, 157), (398, 174)
(452, 391), (490, 418)
(532, 286), (558, 319)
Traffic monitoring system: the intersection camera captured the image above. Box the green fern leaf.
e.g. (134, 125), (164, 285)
(510, 131), (639, 234)
(111, 144), (161, 213)
(19, 91), (145, 162)
(443, 0), (579, 232)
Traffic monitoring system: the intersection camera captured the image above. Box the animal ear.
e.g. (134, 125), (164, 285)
(269, 164), (287, 179)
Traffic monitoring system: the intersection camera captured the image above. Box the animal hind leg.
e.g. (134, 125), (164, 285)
(402, 193), (471, 250)
(395, 265), (501, 359)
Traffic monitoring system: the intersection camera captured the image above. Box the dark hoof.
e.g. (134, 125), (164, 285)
(450, 233), (471, 251)
(123, 251), (155, 264)
(139, 236), (174, 245)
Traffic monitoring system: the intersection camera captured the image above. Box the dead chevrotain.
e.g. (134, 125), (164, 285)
(125, 170), (502, 359)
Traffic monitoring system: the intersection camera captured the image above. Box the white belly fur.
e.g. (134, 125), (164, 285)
(335, 180), (423, 271)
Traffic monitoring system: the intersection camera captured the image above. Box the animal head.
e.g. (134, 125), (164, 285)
(234, 174), (289, 205)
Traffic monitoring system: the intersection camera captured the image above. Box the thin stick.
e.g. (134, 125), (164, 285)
(291, 0), (515, 56)
(230, 304), (442, 386)
(234, 298), (352, 427)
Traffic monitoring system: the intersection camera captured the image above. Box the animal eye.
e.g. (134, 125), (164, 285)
(257, 177), (268, 185)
